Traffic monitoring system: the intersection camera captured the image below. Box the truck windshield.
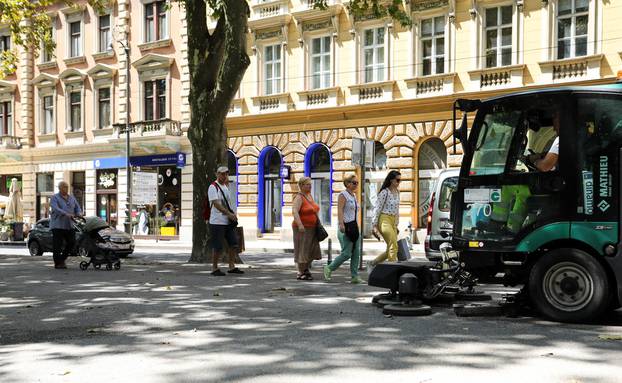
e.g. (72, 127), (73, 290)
(469, 108), (522, 176)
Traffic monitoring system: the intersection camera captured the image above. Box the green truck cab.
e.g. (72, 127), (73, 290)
(451, 83), (622, 322)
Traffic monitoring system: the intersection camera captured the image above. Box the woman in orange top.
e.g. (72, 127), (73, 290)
(292, 176), (321, 280)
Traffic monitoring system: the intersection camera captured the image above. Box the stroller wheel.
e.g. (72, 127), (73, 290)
(106, 263), (113, 271)
(79, 261), (89, 270)
(94, 263), (101, 270)
(114, 262), (121, 270)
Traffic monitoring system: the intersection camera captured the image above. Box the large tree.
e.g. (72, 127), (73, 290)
(185, 0), (408, 263)
(3, 0), (409, 263)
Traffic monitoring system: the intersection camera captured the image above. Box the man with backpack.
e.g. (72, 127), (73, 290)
(207, 166), (244, 276)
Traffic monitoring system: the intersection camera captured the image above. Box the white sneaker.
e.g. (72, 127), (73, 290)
(366, 261), (375, 273)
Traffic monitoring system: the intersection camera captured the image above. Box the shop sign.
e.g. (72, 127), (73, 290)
(131, 152), (186, 168)
(133, 172), (158, 205)
(94, 152), (186, 169)
(280, 165), (292, 180)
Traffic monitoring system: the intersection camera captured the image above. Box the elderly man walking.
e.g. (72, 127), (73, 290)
(50, 181), (82, 269)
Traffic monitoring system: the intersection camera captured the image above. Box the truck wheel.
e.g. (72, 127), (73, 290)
(529, 248), (609, 323)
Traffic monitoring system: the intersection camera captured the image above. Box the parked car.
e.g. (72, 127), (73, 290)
(27, 217), (134, 258)
(424, 168), (459, 261)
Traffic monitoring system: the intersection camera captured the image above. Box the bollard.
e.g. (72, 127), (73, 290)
(327, 238), (332, 263)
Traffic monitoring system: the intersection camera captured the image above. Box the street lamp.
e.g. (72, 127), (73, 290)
(111, 38), (132, 237)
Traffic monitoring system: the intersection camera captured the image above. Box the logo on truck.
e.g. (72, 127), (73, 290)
(598, 156), (612, 212)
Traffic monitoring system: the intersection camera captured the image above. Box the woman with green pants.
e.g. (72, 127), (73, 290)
(324, 174), (363, 284)
(367, 170), (401, 269)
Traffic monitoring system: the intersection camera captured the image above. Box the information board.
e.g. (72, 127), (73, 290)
(132, 172), (158, 205)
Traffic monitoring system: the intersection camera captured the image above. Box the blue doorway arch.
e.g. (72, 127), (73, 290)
(258, 146), (283, 233)
(304, 143), (333, 224)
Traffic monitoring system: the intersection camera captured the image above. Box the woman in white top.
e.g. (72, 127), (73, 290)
(368, 170), (401, 268)
(323, 174), (363, 284)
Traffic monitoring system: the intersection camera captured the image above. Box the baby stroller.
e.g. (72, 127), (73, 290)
(75, 216), (122, 271)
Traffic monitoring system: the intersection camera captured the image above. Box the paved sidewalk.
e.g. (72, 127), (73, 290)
(1, 253), (622, 383)
(134, 238), (425, 256)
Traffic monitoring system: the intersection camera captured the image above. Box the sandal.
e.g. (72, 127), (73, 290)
(303, 269), (313, 280)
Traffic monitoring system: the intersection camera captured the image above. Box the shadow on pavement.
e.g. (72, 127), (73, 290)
(0, 254), (621, 382)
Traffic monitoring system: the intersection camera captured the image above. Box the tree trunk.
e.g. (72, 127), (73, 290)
(185, 0), (250, 263)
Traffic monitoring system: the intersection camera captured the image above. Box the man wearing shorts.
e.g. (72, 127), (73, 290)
(208, 166), (244, 276)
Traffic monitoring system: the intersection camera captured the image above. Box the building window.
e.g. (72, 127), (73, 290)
(36, 173), (54, 220)
(557, 0), (588, 59)
(71, 171), (85, 212)
(310, 36), (331, 90)
(144, 79), (166, 120)
(69, 91), (81, 132)
(69, 21), (82, 57)
(96, 169), (118, 228)
(363, 27), (385, 83)
(41, 95), (54, 134)
(0, 101), (12, 136)
(484, 6), (512, 68)
(264, 44), (282, 95)
(98, 14), (111, 52)
(145, 1), (168, 42)
(421, 16), (445, 75)
(0, 35), (10, 52)
(97, 87), (111, 129)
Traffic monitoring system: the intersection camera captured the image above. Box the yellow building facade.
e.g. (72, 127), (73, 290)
(1, 0), (621, 243)
(227, 0), (622, 241)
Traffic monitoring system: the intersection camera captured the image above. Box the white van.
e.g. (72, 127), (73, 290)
(424, 168), (459, 261)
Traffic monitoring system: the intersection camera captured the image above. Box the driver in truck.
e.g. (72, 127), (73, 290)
(528, 110), (560, 172)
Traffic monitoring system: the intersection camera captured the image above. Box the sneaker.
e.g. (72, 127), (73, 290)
(365, 261), (375, 273)
(227, 267), (244, 274)
(211, 269), (226, 276)
(351, 276), (364, 284)
(323, 265), (332, 281)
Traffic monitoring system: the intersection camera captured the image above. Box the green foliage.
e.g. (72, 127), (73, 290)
(0, 0), (104, 78)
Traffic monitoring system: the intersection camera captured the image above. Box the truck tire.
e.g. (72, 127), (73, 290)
(529, 248), (609, 323)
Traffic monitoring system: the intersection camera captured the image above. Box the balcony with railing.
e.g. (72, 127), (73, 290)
(250, 0), (291, 27)
(0, 135), (22, 150)
(468, 64), (525, 91)
(292, 0), (342, 21)
(348, 81), (395, 104)
(404, 73), (456, 98)
(298, 87), (340, 109)
(539, 54), (604, 84)
(251, 93), (291, 114)
(112, 119), (183, 138)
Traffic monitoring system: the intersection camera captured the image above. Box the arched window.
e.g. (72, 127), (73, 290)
(417, 138), (447, 227)
(305, 143), (332, 224)
(258, 146), (283, 233)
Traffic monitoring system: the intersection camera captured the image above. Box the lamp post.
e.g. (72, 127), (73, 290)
(114, 39), (132, 237)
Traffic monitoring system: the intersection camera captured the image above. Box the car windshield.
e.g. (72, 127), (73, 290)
(438, 176), (458, 212)
(469, 106), (522, 176)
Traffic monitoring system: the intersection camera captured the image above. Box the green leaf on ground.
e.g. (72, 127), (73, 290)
(598, 334), (622, 341)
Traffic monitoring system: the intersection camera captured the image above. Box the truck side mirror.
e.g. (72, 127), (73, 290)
(455, 113), (470, 157)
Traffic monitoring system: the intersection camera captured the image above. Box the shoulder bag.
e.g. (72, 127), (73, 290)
(343, 192), (360, 244)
